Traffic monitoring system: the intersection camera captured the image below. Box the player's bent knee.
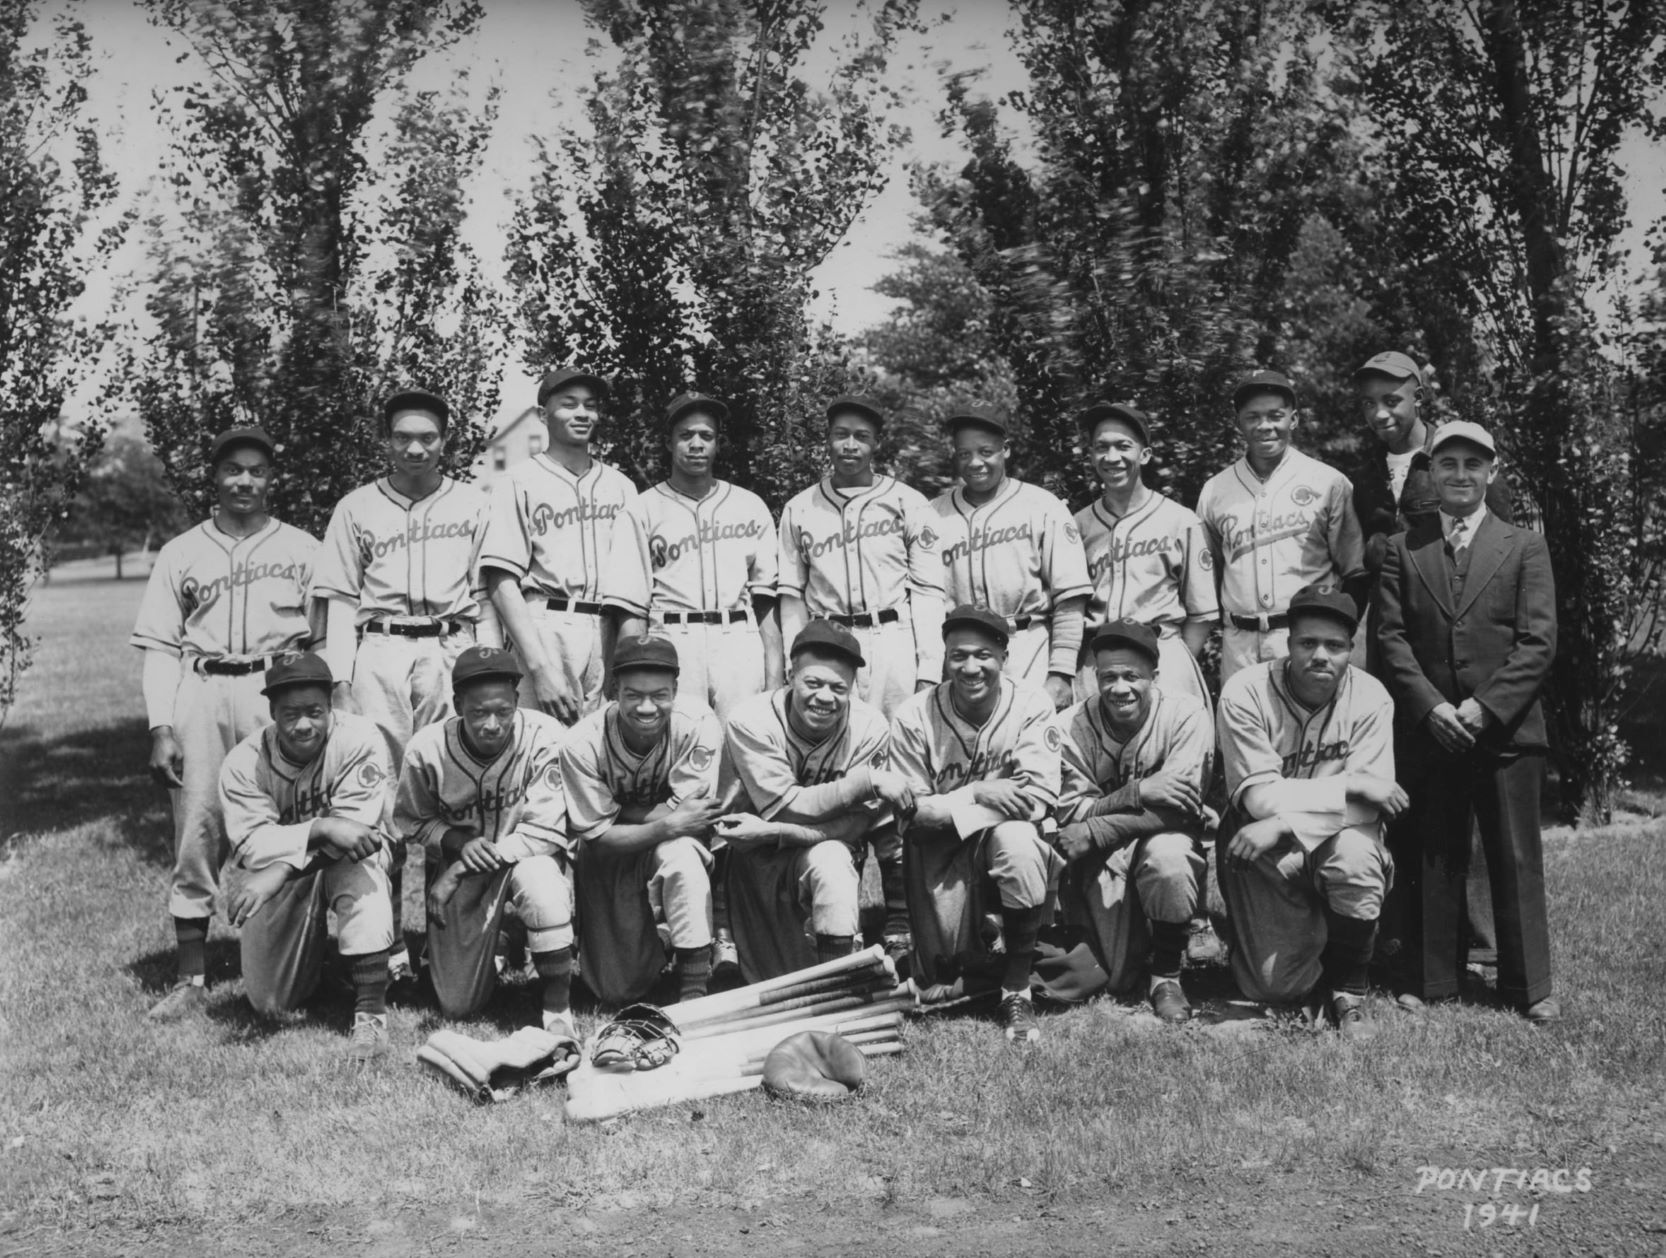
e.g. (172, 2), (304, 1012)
(1140, 831), (1201, 880)
(653, 836), (710, 883)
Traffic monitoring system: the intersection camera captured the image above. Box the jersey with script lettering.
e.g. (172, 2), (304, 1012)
(476, 454), (636, 600)
(219, 712), (391, 872)
(131, 518), (317, 658)
(393, 709), (569, 862)
(1194, 449), (1365, 619)
(1057, 687), (1213, 825)
(889, 678), (1061, 808)
(724, 687), (889, 821)
(601, 480), (777, 617)
(777, 476), (943, 615)
(1076, 492), (1218, 630)
(559, 701), (723, 841)
(930, 478), (1090, 618)
(1217, 659), (1394, 816)
(310, 477), (487, 624)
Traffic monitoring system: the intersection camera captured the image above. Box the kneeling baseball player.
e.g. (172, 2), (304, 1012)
(1056, 620), (1213, 1024)
(559, 634), (724, 1008)
(1215, 585), (1407, 1036)
(888, 605), (1063, 1044)
(218, 653), (396, 1062)
(394, 647), (576, 1035)
(717, 620), (916, 981)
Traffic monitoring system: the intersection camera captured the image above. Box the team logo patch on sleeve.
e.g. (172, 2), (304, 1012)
(356, 761), (385, 790)
(870, 748), (888, 769)
(917, 526), (938, 550)
(1198, 548), (1213, 570)
(543, 764), (563, 792)
(1064, 521), (1081, 543)
(1044, 725), (1063, 752)
(1290, 485), (1319, 507)
(688, 745), (715, 771)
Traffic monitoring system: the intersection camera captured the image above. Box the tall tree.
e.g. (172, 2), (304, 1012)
(0, 1), (120, 717)
(132, 0), (503, 534)
(508, 0), (920, 506)
(56, 433), (188, 579)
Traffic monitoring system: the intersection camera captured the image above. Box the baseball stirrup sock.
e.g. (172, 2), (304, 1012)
(815, 934), (854, 964)
(1148, 920), (1190, 981)
(532, 946), (573, 1015)
(999, 906), (1044, 994)
(880, 857), (909, 937)
(173, 916), (209, 981)
(674, 947), (711, 1002)
(1320, 910), (1377, 997)
(350, 949), (390, 1017)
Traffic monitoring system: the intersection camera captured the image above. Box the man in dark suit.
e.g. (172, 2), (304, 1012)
(1376, 421), (1559, 1023)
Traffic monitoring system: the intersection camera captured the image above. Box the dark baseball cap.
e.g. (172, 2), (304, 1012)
(941, 603), (1009, 649)
(451, 646), (523, 689)
(825, 394), (885, 427)
(1232, 370), (1297, 411)
(944, 407), (1009, 439)
(209, 425), (276, 466)
(1287, 584), (1359, 634)
(382, 388), (450, 431)
(261, 651), (333, 697)
(791, 619), (866, 669)
(1088, 619), (1160, 666)
(1352, 351), (1422, 385)
(538, 367), (612, 408)
(613, 633), (679, 676)
(1076, 402), (1151, 446)
(665, 392), (729, 428)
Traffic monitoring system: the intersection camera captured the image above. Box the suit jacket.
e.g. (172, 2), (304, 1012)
(1375, 512), (1556, 753)
(1354, 427), (1515, 575)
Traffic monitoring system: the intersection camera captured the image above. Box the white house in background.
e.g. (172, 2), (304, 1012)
(472, 405), (547, 488)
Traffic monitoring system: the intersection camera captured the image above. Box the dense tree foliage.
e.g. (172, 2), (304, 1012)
(56, 433), (188, 579)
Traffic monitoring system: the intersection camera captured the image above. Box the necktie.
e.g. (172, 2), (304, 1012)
(1449, 515), (1470, 563)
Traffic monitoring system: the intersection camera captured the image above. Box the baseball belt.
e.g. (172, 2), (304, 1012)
(829, 608), (900, 628)
(659, 609), (750, 626)
(362, 617), (469, 639)
(194, 655), (275, 676)
(536, 595), (607, 616)
(1227, 611), (1290, 632)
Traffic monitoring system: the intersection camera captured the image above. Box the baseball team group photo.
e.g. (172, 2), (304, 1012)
(4, 1), (1665, 1255)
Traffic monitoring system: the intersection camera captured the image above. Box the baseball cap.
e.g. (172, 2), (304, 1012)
(944, 407), (1009, 439)
(791, 619), (866, 669)
(665, 392), (729, 428)
(209, 425), (276, 466)
(1352, 351), (1423, 385)
(613, 633), (680, 675)
(1231, 370), (1297, 411)
(1076, 402), (1151, 446)
(825, 394), (885, 427)
(382, 388), (450, 430)
(538, 367), (612, 408)
(1287, 584), (1360, 634)
(1427, 420), (1496, 459)
(1088, 619), (1160, 666)
(261, 651), (333, 697)
(941, 603), (1009, 649)
(451, 646), (523, 689)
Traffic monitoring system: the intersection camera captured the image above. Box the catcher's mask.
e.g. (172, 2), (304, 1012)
(590, 1002), (681, 1071)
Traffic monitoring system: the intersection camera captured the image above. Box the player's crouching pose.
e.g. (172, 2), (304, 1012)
(394, 648), (576, 1036)
(889, 605), (1063, 1044)
(218, 654), (396, 1062)
(1215, 585), (1407, 1037)
(716, 621), (917, 981)
(559, 635), (724, 1008)
(1056, 621), (1212, 1024)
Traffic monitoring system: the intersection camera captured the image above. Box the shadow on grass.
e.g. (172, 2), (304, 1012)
(0, 717), (169, 858)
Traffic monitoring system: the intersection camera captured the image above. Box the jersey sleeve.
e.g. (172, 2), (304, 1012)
(1340, 675), (1395, 783)
(1044, 499), (1092, 604)
(328, 721), (394, 834)
(776, 500), (807, 599)
(1217, 676), (1283, 808)
(667, 709), (723, 803)
(887, 695), (935, 798)
(559, 730), (621, 841)
(130, 543), (184, 653)
(1158, 696), (1214, 794)
(599, 496), (653, 618)
(477, 479), (532, 579)
(220, 740), (313, 872)
(747, 495), (779, 601)
(1056, 707), (1103, 826)
(903, 491), (946, 599)
(1011, 687), (1063, 810)
(1179, 511), (1221, 621)
(498, 725), (570, 861)
(1326, 473), (1367, 580)
(724, 708), (798, 820)
(392, 733), (453, 855)
(310, 501), (363, 603)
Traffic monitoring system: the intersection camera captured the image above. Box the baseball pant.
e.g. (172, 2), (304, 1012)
(1002, 622), (1052, 689)
(653, 617), (765, 723)
(167, 668), (270, 919)
(239, 851), (394, 1017)
(427, 855), (574, 1019)
(849, 613), (920, 717)
(515, 605), (606, 720)
(1218, 824), (1391, 1002)
(1220, 625), (1289, 683)
(1062, 831), (1204, 993)
(351, 626), (475, 768)
(1076, 630), (1212, 717)
(575, 836), (713, 1007)
(725, 838), (861, 982)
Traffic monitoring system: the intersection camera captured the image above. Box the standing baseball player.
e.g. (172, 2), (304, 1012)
(1196, 370), (1367, 681)
(559, 634), (724, 1008)
(480, 368), (635, 723)
(888, 605), (1063, 1043)
(1215, 585), (1407, 1037)
(1056, 620), (1212, 1024)
(394, 647), (576, 1033)
(1073, 403), (1218, 710)
(929, 407), (1090, 709)
(602, 392), (782, 721)
(777, 394), (945, 961)
(311, 388), (493, 987)
(218, 653), (395, 1061)
(716, 620), (917, 981)
(132, 425), (318, 1021)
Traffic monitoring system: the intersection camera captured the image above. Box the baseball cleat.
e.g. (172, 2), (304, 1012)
(1000, 993), (1041, 1045)
(346, 1012), (389, 1063)
(147, 981), (208, 1023)
(1329, 992), (1376, 1040)
(1524, 997), (1561, 1025)
(1149, 979), (1192, 1025)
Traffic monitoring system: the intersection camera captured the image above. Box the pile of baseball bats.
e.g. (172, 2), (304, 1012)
(564, 945), (913, 1123)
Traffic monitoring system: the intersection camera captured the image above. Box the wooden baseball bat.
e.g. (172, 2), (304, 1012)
(668, 946), (893, 1028)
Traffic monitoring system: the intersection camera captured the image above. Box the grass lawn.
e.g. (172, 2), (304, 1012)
(2, 570), (1665, 1256)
